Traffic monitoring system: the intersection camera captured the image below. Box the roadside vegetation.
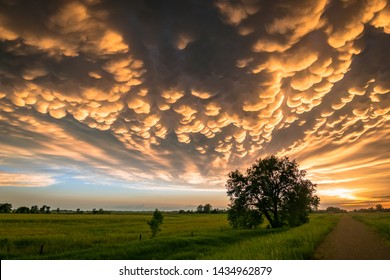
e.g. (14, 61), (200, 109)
(352, 212), (390, 246)
(208, 213), (341, 259)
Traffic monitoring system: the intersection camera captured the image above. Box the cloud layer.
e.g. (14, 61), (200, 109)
(1, 0), (390, 209)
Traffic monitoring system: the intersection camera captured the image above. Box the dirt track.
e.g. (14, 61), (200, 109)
(314, 215), (390, 260)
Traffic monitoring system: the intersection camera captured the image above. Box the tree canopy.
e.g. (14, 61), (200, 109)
(0, 203), (13, 213)
(226, 156), (319, 228)
(196, 204), (213, 213)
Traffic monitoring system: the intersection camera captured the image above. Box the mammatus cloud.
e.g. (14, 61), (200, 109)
(0, 0), (389, 209)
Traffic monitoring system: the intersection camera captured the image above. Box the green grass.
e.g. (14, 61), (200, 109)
(0, 213), (257, 259)
(207, 214), (341, 259)
(352, 212), (390, 246)
(0, 213), (340, 260)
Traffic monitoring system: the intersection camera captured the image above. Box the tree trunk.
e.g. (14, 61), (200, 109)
(261, 209), (274, 228)
(273, 198), (281, 228)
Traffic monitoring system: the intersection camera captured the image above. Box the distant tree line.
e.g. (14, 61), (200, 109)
(0, 203), (12, 213)
(0, 203), (112, 214)
(314, 204), (389, 213)
(352, 204), (390, 213)
(315, 206), (348, 213)
(91, 208), (111, 214)
(1, 202), (226, 214)
(0, 203), (52, 214)
(197, 204), (212, 213)
(195, 204), (226, 214)
(176, 204), (226, 214)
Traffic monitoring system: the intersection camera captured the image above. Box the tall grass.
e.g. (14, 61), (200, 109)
(207, 214), (341, 260)
(352, 213), (390, 246)
(0, 213), (340, 260)
(0, 213), (263, 259)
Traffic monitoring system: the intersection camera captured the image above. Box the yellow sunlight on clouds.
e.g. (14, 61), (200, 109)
(0, 0), (389, 210)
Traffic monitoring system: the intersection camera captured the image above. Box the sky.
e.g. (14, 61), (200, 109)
(0, 0), (390, 211)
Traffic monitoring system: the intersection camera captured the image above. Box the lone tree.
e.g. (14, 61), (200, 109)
(147, 209), (164, 238)
(226, 156), (319, 228)
(376, 204), (383, 212)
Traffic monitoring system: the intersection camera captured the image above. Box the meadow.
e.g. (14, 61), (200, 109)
(352, 212), (390, 246)
(209, 213), (340, 259)
(0, 212), (341, 260)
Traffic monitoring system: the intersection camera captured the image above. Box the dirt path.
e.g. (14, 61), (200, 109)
(314, 215), (390, 259)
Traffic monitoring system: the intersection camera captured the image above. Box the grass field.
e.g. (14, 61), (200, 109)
(352, 212), (390, 246)
(0, 213), (340, 260)
(208, 214), (340, 259)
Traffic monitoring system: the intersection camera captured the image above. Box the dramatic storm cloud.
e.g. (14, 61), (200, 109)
(1, 0), (389, 210)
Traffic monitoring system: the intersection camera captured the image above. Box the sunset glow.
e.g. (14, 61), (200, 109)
(1, 0), (390, 211)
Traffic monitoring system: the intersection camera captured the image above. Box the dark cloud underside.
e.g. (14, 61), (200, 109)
(1, 0), (390, 208)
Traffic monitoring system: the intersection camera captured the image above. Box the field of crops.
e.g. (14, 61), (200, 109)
(352, 212), (390, 246)
(0, 213), (341, 260)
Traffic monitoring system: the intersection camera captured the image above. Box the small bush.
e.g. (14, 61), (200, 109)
(147, 209), (164, 238)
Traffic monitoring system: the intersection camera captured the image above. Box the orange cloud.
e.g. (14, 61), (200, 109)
(0, 0), (389, 209)
(0, 172), (56, 187)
